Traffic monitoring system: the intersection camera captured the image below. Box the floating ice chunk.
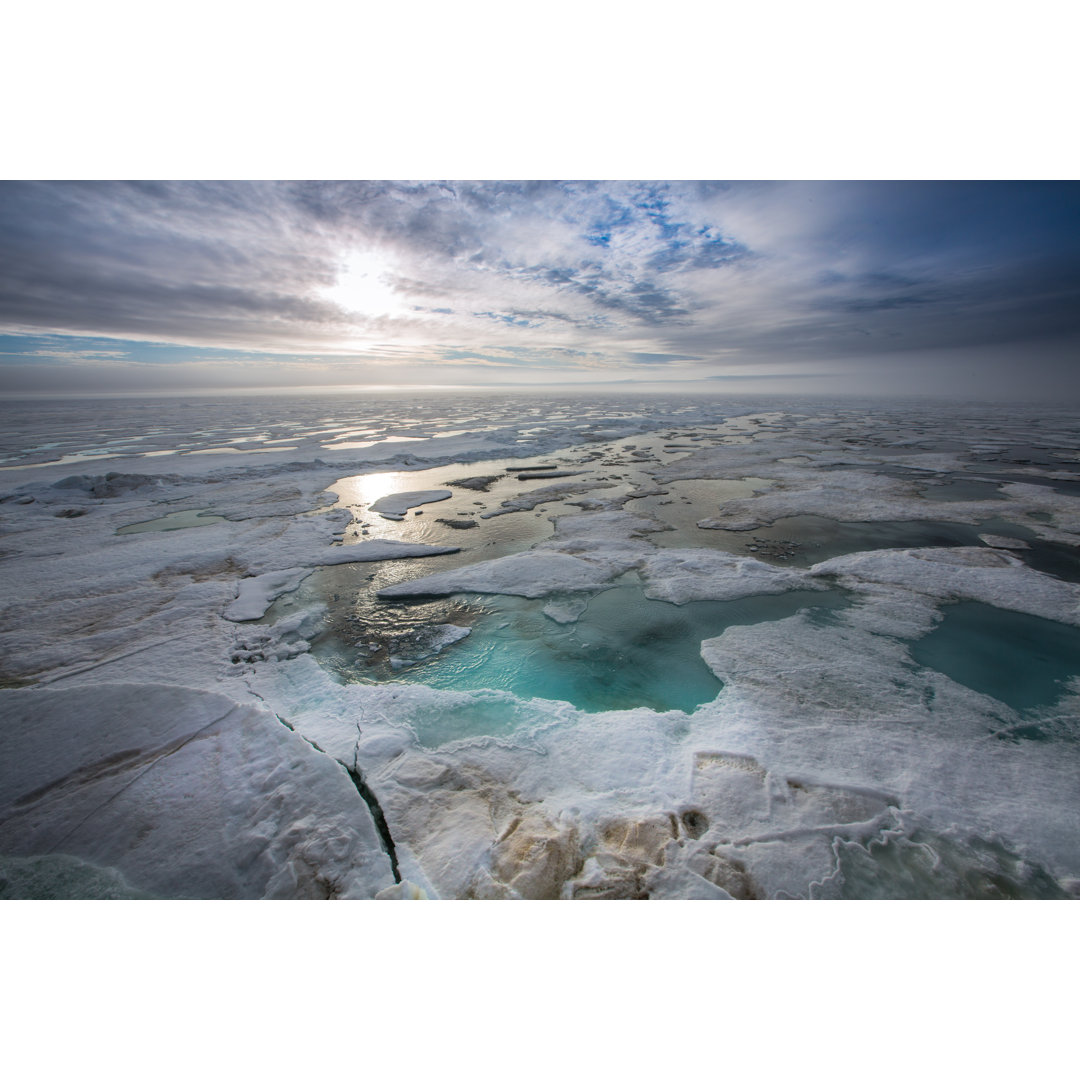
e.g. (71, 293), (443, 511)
(480, 479), (615, 518)
(545, 509), (670, 543)
(369, 489), (452, 520)
(315, 539), (460, 565)
(448, 475), (499, 491)
(229, 604), (325, 665)
(978, 533), (1031, 550)
(542, 597), (590, 623)
(516, 470), (583, 480)
(639, 549), (817, 605)
(568, 495), (631, 511)
(387, 624), (470, 669)
(378, 551), (618, 599)
(225, 568), (312, 621)
(625, 484), (670, 499)
(810, 546), (1080, 626)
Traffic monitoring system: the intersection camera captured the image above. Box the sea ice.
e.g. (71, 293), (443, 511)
(809, 546), (1080, 627)
(369, 489), (452, 520)
(639, 548), (818, 605)
(977, 533), (1031, 549)
(387, 624), (471, 669)
(542, 597), (590, 623)
(225, 568), (312, 621)
(3, 393), (1079, 899)
(378, 551), (620, 599)
(0, 684), (395, 898)
(479, 478), (615, 518)
(308, 539), (461, 566)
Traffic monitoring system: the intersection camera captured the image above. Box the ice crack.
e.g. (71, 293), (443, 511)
(342, 748), (401, 885)
(256, 691), (402, 885)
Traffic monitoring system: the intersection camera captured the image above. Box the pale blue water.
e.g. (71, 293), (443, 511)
(355, 584), (847, 730)
(910, 602), (1080, 720)
(116, 508), (226, 533)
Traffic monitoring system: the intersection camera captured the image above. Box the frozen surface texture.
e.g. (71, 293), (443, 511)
(0, 684), (394, 898)
(2, 392), (1079, 899)
(640, 549), (818, 604)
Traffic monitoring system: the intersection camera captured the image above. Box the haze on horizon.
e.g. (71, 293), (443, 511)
(1, 180), (1078, 400)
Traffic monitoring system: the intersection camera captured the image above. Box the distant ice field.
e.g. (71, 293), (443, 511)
(2, 392), (1079, 900)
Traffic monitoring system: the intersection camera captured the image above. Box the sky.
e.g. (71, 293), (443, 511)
(1, 179), (1078, 398)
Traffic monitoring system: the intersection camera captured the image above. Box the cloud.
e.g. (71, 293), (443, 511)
(0, 181), (1078, 394)
(25, 347), (130, 361)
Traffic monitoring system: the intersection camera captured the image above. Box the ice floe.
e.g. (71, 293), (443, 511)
(369, 489), (452, 520)
(809, 546), (1080, 627)
(225, 568), (312, 621)
(639, 549), (818, 605)
(479, 478), (615, 518)
(378, 551), (619, 599)
(977, 533), (1031, 549)
(387, 624), (471, 670)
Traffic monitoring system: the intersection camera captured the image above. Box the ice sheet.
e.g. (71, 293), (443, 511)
(3, 393), (1079, 899)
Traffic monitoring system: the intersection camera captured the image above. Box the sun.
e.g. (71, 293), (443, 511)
(324, 251), (404, 318)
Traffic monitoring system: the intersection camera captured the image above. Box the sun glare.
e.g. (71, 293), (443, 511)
(324, 251), (404, 318)
(331, 471), (412, 509)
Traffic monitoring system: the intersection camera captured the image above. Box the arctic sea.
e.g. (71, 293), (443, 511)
(1, 391), (1078, 899)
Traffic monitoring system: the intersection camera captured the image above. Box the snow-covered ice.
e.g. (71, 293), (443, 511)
(0, 683), (395, 898)
(639, 548), (819, 605)
(378, 550), (622, 599)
